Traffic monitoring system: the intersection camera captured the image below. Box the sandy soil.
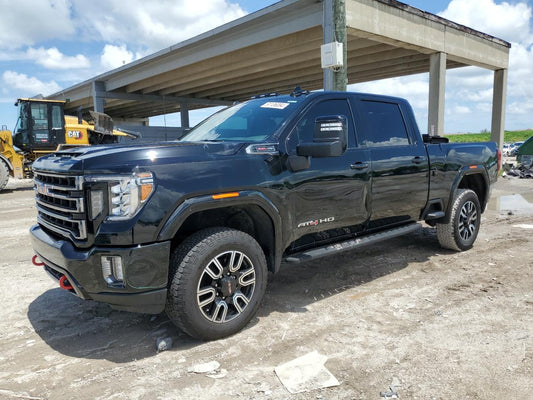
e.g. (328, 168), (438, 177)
(0, 176), (531, 400)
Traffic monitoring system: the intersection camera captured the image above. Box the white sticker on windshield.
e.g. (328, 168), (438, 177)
(261, 102), (290, 110)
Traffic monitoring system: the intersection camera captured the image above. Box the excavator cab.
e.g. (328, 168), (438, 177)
(13, 99), (66, 152)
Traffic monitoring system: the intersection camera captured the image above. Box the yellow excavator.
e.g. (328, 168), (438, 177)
(0, 98), (138, 191)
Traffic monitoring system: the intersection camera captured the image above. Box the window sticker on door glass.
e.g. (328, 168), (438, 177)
(260, 102), (290, 110)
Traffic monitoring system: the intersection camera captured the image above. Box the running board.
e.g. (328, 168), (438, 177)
(283, 223), (421, 264)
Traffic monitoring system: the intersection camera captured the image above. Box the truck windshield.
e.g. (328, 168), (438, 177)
(181, 97), (300, 142)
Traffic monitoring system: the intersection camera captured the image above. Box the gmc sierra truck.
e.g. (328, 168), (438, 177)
(30, 90), (500, 340)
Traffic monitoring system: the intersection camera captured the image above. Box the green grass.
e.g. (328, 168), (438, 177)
(444, 129), (533, 143)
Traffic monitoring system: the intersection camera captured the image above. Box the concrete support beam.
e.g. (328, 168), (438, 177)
(428, 52), (446, 136)
(345, 0), (510, 70)
(112, 117), (149, 126)
(491, 69), (507, 148)
(94, 90), (232, 107)
(92, 81), (106, 113)
(180, 104), (190, 129)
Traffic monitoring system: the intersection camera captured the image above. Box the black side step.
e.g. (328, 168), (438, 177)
(283, 223), (421, 264)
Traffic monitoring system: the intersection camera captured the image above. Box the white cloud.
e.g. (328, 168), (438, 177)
(2, 71), (61, 97)
(463, 88), (493, 103)
(100, 44), (135, 70)
(447, 67), (493, 90)
(439, 0), (533, 44)
(448, 105), (471, 115)
(26, 47), (90, 70)
(72, 0), (246, 52)
(475, 103), (492, 113)
(508, 100), (533, 115)
(507, 43), (533, 100)
(0, 0), (75, 50)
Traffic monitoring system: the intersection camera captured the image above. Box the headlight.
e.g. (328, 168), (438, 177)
(109, 172), (154, 220)
(87, 172), (154, 221)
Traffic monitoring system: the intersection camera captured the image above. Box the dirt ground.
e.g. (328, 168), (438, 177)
(0, 175), (531, 400)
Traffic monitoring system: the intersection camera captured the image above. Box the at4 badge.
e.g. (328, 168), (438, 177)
(297, 216), (335, 228)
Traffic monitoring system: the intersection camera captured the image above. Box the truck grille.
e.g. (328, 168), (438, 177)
(34, 171), (87, 240)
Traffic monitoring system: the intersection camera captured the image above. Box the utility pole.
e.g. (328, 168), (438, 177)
(323, 0), (347, 91)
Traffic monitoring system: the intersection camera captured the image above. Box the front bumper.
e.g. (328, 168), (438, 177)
(31, 224), (171, 314)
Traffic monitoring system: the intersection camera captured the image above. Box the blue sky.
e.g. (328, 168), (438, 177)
(1, 0), (532, 134)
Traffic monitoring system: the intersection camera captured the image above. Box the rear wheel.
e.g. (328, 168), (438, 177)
(0, 160), (9, 191)
(437, 189), (481, 251)
(166, 227), (267, 340)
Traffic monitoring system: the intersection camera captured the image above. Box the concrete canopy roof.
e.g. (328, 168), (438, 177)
(46, 0), (510, 121)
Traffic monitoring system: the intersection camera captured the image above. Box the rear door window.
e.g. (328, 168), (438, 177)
(358, 100), (410, 147)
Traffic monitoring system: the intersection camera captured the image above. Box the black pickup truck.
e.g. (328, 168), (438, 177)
(30, 91), (500, 340)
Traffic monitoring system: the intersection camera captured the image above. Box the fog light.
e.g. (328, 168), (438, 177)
(101, 256), (124, 286)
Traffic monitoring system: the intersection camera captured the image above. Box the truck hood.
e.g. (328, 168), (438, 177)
(32, 141), (245, 174)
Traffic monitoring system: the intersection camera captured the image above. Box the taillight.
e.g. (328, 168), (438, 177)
(497, 149), (502, 172)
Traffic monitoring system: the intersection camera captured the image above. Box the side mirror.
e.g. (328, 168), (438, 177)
(296, 115), (347, 158)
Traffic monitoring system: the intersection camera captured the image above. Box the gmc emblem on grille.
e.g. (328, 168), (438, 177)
(35, 182), (52, 196)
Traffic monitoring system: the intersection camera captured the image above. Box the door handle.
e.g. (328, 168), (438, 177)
(411, 156), (425, 164)
(350, 162), (369, 170)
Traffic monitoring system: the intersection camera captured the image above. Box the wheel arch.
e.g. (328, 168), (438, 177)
(443, 169), (489, 223)
(157, 191), (282, 274)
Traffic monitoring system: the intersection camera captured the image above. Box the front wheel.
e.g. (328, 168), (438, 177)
(166, 227), (267, 340)
(437, 189), (481, 251)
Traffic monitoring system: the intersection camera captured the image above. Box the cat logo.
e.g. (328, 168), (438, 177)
(67, 130), (82, 139)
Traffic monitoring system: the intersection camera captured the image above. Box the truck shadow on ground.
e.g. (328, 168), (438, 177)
(27, 226), (447, 363)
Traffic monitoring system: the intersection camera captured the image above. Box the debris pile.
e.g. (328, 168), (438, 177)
(504, 160), (533, 179)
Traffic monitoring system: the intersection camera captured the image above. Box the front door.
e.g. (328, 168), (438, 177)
(282, 97), (371, 246)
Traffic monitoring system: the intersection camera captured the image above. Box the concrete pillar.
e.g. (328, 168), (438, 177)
(428, 52), (446, 136)
(92, 81), (106, 113)
(323, 0), (347, 92)
(180, 103), (190, 129)
(491, 69), (507, 148)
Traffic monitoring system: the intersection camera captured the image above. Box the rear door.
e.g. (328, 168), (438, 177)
(350, 96), (429, 228)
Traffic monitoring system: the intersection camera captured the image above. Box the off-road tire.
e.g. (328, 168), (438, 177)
(0, 160), (9, 191)
(437, 189), (481, 251)
(165, 227), (267, 340)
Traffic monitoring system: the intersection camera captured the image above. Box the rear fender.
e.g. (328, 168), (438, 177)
(442, 167), (490, 224)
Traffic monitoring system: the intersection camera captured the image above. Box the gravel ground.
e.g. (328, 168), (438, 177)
(0, 176), (531, 400)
